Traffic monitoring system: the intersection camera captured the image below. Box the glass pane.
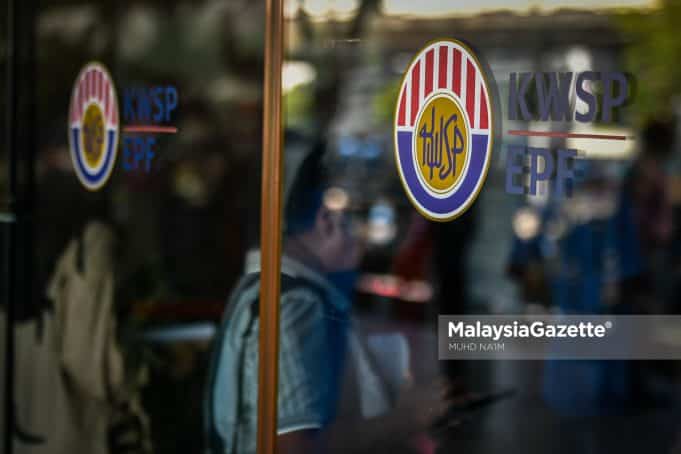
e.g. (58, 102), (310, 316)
(277, 1), (681, 453)
(0, 0), (6, 213)
(10, 1), (263, 453)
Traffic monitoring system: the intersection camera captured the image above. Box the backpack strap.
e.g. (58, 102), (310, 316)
(205, 271), (337, 454)
(205, 272), (261, 454)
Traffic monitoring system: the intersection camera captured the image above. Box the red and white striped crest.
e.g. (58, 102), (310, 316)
(67, 62), (119, 191)
(394, 39), (494, 222)
(396, 40), (491, 133)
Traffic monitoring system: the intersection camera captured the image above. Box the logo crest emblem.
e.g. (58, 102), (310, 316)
(68, 62), (119, 190)
(394, 39), (493, 221)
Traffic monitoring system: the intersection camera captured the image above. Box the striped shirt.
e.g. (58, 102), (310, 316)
(205, 254), (351, 454)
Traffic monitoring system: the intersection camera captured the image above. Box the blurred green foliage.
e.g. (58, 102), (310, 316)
(284, 82), (314, 129)
(618, 0), (681, 125)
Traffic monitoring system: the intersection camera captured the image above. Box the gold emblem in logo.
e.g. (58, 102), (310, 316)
(414, 94), (469, 194)
(82, 103), (105, 167)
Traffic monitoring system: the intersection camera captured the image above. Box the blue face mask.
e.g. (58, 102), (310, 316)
(326, 270), (359, 301)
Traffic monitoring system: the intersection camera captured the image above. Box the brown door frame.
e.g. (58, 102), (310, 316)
(257, 0), (284, 453)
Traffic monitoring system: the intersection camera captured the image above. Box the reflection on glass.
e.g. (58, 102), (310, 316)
(12, 1), (263, 453)
(280, 0), (681, 453)
(4, 0), (681, 453)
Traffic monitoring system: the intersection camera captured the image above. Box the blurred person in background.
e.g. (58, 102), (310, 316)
(430, 208), (477, 390)
(507, 160), (644, 416)
(541, 161), (641, 416)
(621, 118), (676, 314)
(205, 137), (456, 454)
(393, 207), (477, 391)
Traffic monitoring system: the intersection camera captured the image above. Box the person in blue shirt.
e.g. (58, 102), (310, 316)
(508, 161), (643, 415)
(205, 139), (455, 454)
(204, 140), (361, 454)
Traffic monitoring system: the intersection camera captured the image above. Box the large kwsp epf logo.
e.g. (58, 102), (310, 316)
(68, 62), (119, 191)
(395, 39), (493, 221)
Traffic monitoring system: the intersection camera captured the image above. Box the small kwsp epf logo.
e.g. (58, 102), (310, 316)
(68, 62), (119, 191)
(394, 39), (493, 221)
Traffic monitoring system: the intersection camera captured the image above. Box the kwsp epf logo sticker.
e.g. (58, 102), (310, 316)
(395, 39), (493, 221)
(68, 62), (119, 191)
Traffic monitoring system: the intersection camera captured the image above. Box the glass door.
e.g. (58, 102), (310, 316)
(269, 0), (681, 453)
(3, 1), (266, 453)
(4, 1), (681, 454)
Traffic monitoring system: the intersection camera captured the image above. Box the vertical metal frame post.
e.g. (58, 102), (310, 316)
(257, 0), (284, 453)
